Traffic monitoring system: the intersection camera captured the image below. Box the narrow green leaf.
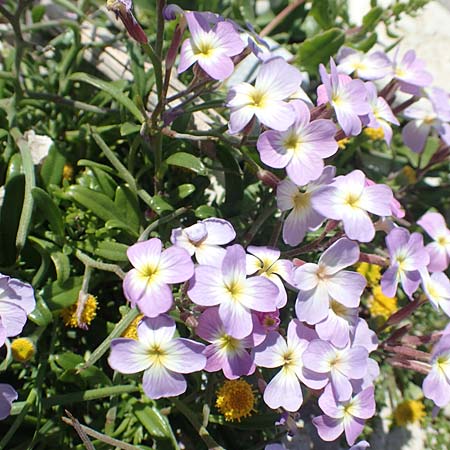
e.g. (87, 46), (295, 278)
(134, 404), (173, 439)
(362, 6), (383, 32)
(65, 185), (138, 237)
(69, 72), (144, 122)
(166, 152), (207, 175)
(114, 185), (141, 232)
(41, 276), (83, 309)
(294, 28), (345, 71)
(32, 187), (65, 241)
(28, 298), (53, 327)
(310, 0), (337, 30)
(40, 146), (66, 187)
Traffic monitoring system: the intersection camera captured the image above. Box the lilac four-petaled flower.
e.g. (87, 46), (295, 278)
(178, 12), (245, 81)
(0, 384), (18, 421)
(188, 244), (279, 339)
(109, 315), (206, 399)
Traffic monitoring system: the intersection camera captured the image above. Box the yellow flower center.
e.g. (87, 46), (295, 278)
(395, 67), (406, 78)
(122, 314), (144, 340)
(283, 133), (302, 153)
(249, 90), (268, 109)
(356, 262), (381, 287)
(283, 350), (295, 368)
(61, 294), (98, 329)
(148, 344), (167, 366)
(344, 192), (361, 208)
(217, 334), (240, 352)
(368, 285), (397, 320)
(364, 127), (384, 140)
(194, 39), (216, 58)
(226, 280), (244, 301)
(393, 399), (426, 427)
(437, 235), (450, 247)
(11, 337), (35, 363)
(216, 379), (256, 422)
(293, 191), (311, 211)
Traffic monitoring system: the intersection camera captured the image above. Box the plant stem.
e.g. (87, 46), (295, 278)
(260, 0), (305, 37)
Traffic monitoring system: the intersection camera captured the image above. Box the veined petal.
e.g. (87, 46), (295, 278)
(158, 246), (194, 283)
(127, 238), (161, 271)
(197, 53), (234, 81)
(341, 207), (375, 243)
(326, 271), (366, 307)
(188, 265), (226, 306)
(319, 238), (360, 274)
(318, 384), (344, 418)
(164, 338), (206, 373)
(222, 244), (247, 287)
(203, 218), (236, 245)
(303, 340), (334, 373)
(219, 300), (252, 339)
(178, 39), (197, 74)
(276, 179), (298, 211)
(423, 366), (450, 407)
(351, 386), (376, 419)
(313, 414), (344, 442)
(142, 365), (187, 399)
(137, 315), (176, 348)
(359, 184), (393, 217)
(241, 276), (278, 312)
(344, 417), (366, 446)
(295, 283), (330, 325)
(109, 338), (150, 374)
(0, 301), (27, 338)
(255, 100), (296, 131)
(331, 368), (353, 401)
(255, 58), (302, 101)
(263, 367), (303, 411)
(253, 331), (287, 368)
(257, 130), (292, 169)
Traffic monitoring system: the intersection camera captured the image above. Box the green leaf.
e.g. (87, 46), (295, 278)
(69, 72), (145, 122)
(41, 276), (83, 309)
(166, 152), (207, 175)
(90, 167), (117, 199)
(55, 352), (84, 370)
(175, 183), (195, 200)
(114, 185), (141, 232)
(28, 298), (53, 327)
(134, 403), (173, 439)
(294, 28), (345, 71)
(310, 0), (337, 29)
(195, 205), (218, 219)
(362, 6), (383, 32)
(76, 240), (129, 262)
(29, 237), (71, 285)
(352, 32), (378, 52)
(40, 146), (66, 188)
(65, 185), (138, 237)
(120, 122), (141, 136)
(149, 194), (174, 214)
(32, 187), (65, 242)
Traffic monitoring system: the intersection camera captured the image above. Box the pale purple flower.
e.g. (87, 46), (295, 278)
(381, 227), (430, 299)
(253, 320), (328, 412)
(170, 218), (236, 267)
(256, 100), (337, 186)
(313, 385), (375, 446)
(315, 300), (359, 348)
(417, 211), (450, 272)
(277, 166), (335, 246)
(178, 12), (245, 81)
(0, 384), (17, 420)
(196, 307), (264, 379)
(256, 310), (280, 332)
(108, 315), (206, 399)
(317, 58), (371, 136)
(0, 274), (36, 348)
(123, 238), (194, 317)
(311, 170), (393, 242)
(226, 57), (302, 134)
(420, 269), (450, 317)
(303, 340), (369, 401)
(423, 333), (450, 408)
(365, 178), (405, 219)
(246, 245), (294, 308)
(402, 88), (450, 153)
(393, 49), (433, 95)
(363, 82), (399, 145)
(293, 238), (366, 328)
(188, 244), (278, 339)
(337, 47), (392, 80)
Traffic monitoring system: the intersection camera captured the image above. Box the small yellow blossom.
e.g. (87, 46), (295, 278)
(364, 127), (384, 140)
(394, 399), (426, 427)
(401, 165), (417, 185)
(356, 262), (382, 287)
(11, 337), (35, 363)
(368, 285), (397, 320)
(63, 163), (74, 180)
(337, 137), (350, 149)
(121, 314), (144, 340)
(61, 294), (98, 329)
(216, 379), (256, 422)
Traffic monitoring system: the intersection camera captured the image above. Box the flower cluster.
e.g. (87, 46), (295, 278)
(100, 4), (450, 448)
